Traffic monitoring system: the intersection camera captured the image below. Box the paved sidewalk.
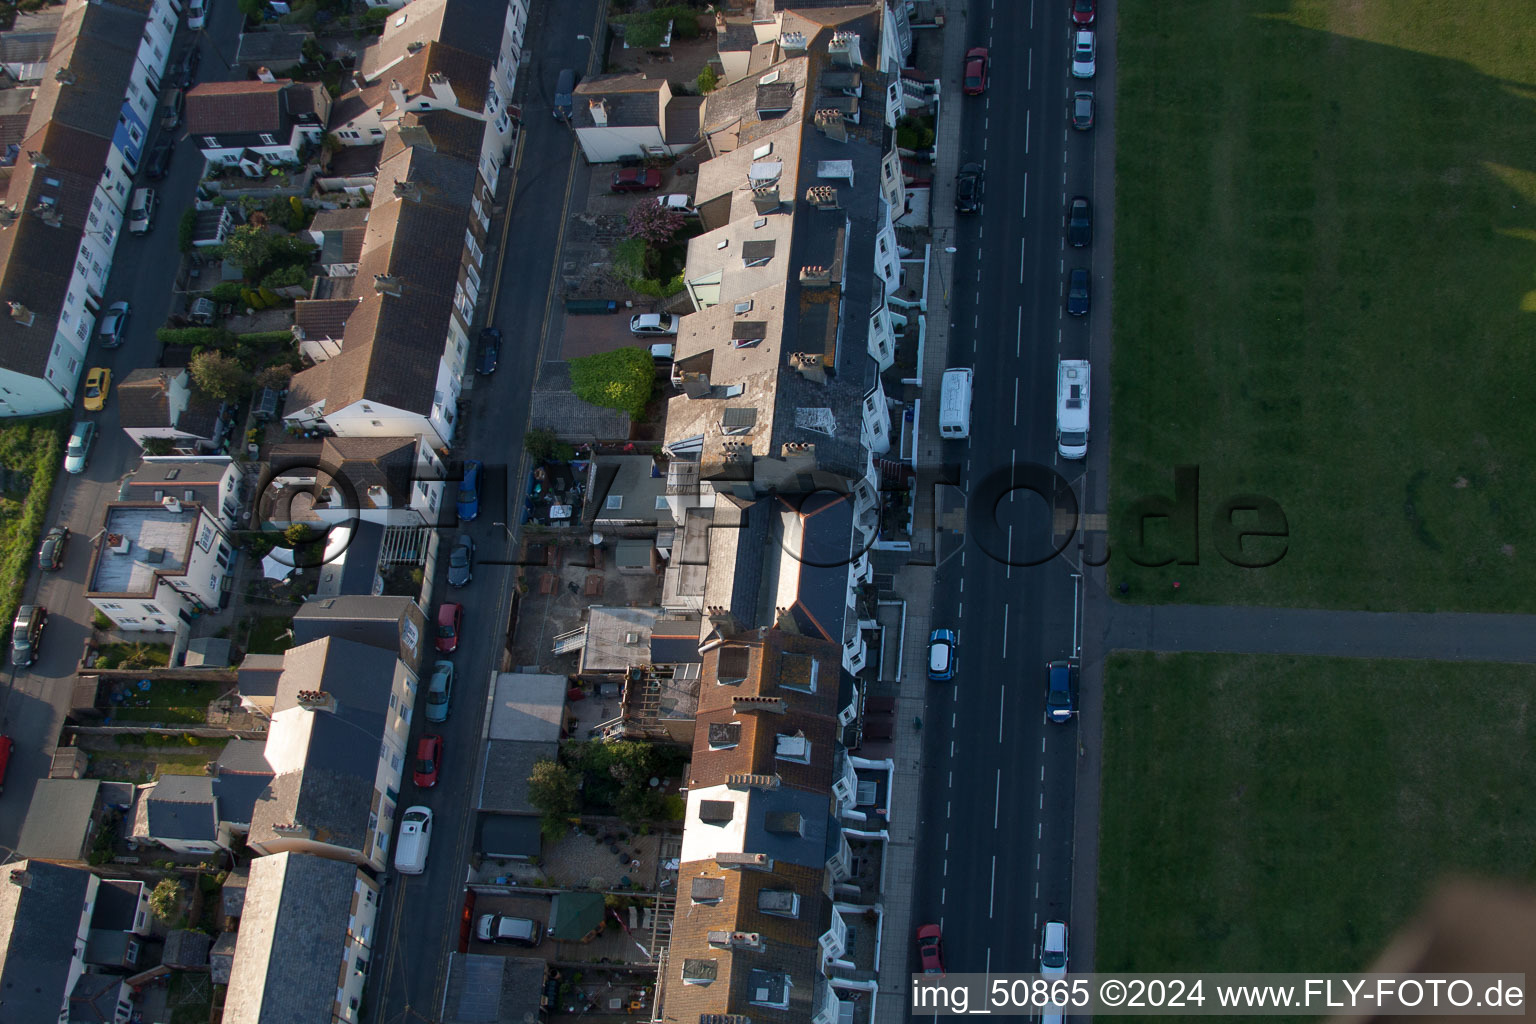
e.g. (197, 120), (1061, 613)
(1103, 603), (1536, 664)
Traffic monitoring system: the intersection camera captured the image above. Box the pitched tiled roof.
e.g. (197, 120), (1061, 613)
(186, 79), (292, 135)
(293, 297), (359, 340)
(327, 79), (389, 130)
(389, 109), (485, 163)
(665, 94), (704, 145)
(0, 860), (94, 1023)
(144, 774), (218, 842)
(28, 0), (144, 139)
(309, 207), (370, 233)
(362, 0), (503, 72)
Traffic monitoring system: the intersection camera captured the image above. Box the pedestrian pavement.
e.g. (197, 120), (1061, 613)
(1103, 602), (1536, 664)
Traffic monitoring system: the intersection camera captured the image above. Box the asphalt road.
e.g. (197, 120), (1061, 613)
(0, 7), (238, 854)
(910, 0), (1098, 987)
(363, 0), (602, 1018)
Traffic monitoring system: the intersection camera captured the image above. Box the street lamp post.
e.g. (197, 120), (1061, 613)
(575, 34), (595, 74)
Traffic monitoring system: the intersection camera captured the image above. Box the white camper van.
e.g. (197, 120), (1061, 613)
(939, 368), (973, 439)
(393, 805), (432, 875)
(1056, 360), (1090, 459)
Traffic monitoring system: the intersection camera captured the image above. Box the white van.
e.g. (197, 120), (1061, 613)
(185, 0), (206, 28)
(1056, 360), (1090, 459)
(128, 188), (157, 235)
(393, 805), (432, 875)
(938, 367), (972, 439)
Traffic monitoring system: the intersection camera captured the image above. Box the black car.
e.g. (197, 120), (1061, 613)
(476, 326), (501, 375)
(177, 47), (201, 89)
(447, 534), (475, 587)
(37, 526), (67, 572)
(955, 162), (983, 214)
(1067, 268), (1090, 316)
(11, 605), (45, 668)
(144, 139), (172, 181)
(1071, 90), (1094, 131)
(1068, 196), (1091, 247)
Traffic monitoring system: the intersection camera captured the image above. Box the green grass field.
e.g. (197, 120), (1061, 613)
(1097, 652), (1536, 976)
(1109, 1), (1536, 611)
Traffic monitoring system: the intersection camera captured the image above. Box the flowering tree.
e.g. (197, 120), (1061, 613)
(625, 200), (685, 245)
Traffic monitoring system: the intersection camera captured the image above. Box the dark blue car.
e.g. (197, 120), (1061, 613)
(456, 459), (482, 521)
(1047, 660), (1075, 722)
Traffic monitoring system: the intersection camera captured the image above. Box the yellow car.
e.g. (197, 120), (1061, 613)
(82, 367), (110, 412)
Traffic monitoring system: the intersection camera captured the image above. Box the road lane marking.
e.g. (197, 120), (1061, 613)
(1025, 109), (1030, 153)
(1028, 48), (1033, 89)
(998, 689), (1005, 743)
(1019, 237), (1026, 283)
(959, 577), (964, 592)
(1016, 306), (1023, 356)
(989, 855), (997, 917)
(994, 769), (1001, 827)
(1023, 171), (1028, 218)
(1012, 377), (1019, 426)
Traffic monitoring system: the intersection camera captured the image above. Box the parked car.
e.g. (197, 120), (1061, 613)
(1071, 90), (1094, 131)
(37, 526), (68, 572)
(955, 163), (983, 214)
(447, 534), (474, 587)
(413, 734), (443, 788)
(629, 313), (678, 336)
(11, 605), (45, 667)
(1068, 197), (1091, 247)
(611, 168), (663, 193)
(476, 914), (544, 946)
(656, 194), (697, 214)
(1071, 0), (1095, 25)
(1047, 660), (1075, 722)
(0, 735), (13, 794)
(435, 603), (462, 654)
(1041, 921), (1069, 980)
(1067, 268), (1090, 315)
(917, 923), (945, 974)
(144, 139), (173, 181)
(927, 628), (956, 681)
(553, 68), (577, 120)
(456, 459), (482, 521)
(1072, 31), (1096, 78)
(82, 367), (110, 411)
(176, 46), (201, 89)
(97, 301), (130, 348)
(476, 326), (501, 374)
(962, 47), (989, 95)
(394, 806), (432, 875)
(128, 187), (157, 234)
(63, 421), (95, 474)
(160, 88), (184, 132)
(426, 660), (455, 722)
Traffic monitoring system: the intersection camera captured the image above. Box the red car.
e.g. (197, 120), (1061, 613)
(917, 923), (945, 974)
(1071, 0), (1095, 25)
(435, 602), (463, 653)
(962, 47), (989, 96)
(413, 734), (443, 788)
(0, 735), (12, 794)
(611, 168), (663, 193)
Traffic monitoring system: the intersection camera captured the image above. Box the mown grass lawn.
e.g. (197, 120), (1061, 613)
(1109, 1), (1536, 610)
(1097, 652), (1536, 979)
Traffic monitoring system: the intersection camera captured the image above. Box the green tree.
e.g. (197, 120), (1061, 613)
(568, 347), (654, 420)
(528, 758), (580, 819)
(189, 351), (252, 401)
(283, 523), (314, 546)
(254, 365), (293, 391)
(220, 223), (275, 274)
(149, 878), (182, 923)
(523, 427), (575, 463)
(177, 208), (198, 253)
(696, 64), (718, 94)
(141, 437), (174, 456)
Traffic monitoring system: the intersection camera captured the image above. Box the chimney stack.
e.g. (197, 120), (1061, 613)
(256, 66), (277, 84)
(372, 274), (403, 297)
(25, 151), (47, 169)
(53, 67), (74, 85)
(8, 301), (34, 326)
(392, 179), (420, 202)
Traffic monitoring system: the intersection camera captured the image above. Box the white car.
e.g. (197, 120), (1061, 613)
(630, 313), (678, 336)
(1071, 31), (1095, 78)
(63, 421), (95, 475)
(393, 806), (432, 875)
(1041, 921), (1069, 980)
(656, 194), (697, 214)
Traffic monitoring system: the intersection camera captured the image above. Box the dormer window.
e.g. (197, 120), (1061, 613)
(721, 407), (757, 436)
(775, 733), (810, 763)
(747, 969), (792, 1009)
(758, 889), (799, 918)
(741, 240), (774, 268)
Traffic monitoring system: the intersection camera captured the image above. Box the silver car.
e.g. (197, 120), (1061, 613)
(426, 660), (454, 723)
(97, 301), (131, 348)
(447, 534), (474, 587)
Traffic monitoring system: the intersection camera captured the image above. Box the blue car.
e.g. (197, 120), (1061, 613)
(927, 629), (956, 682)
(1046, 660), (1075, 722)
(456, 459), (482, 521)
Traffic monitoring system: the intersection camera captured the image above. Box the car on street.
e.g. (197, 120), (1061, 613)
(144, 139), (173, 180)
(1068, 197), (1091, 247)
(955, 162), (983, 214)
(476, 914), (544, 946)
(917, 923), (945, 974)
(1047, 660), (1075, 722)
(160, 88), (184, 132)
(927, 628), (956, 681)
(176, 46), (200, 88)
(447, 533), (474, 587)
(1071, 90), (1094, 130)
(476, 326), (501, 374)
(426, 660), (455, 722)
(413, 734), (443, 788)
(456, 459), (482, 521)
(0, 735), (13, 793)
(962, 47), (989, 95)
(611, 168), (663, 193)
(11, 605), (45, 667)
(1041, 921), (1069, 980)
(1071, 0), (1095, 25)
(97, 301), (131, 348)
(435, 603), (462, 654)
(394, 806), (432, 874)
(82, 367), (110, 411)
(629, 313), (678, 336)
(1072, 31), (1096, 78)
(63, 421), (95, 474)
(1067, 268), (1090, 315)
(37, 526), (68, 572)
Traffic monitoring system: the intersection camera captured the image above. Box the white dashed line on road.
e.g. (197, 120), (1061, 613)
(994, 769), (1001, 827)
(998, 688), (1005, 743)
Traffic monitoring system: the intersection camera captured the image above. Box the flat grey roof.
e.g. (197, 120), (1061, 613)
(89, 504), (199, 595)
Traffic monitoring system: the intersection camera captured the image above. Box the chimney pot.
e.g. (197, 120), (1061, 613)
(256, 66), (276, 84)
(8, 301), (33, 326)
(372, 274), (403, 297)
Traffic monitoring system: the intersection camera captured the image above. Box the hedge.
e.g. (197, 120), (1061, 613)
(157, 327), (232, 347)
(236, 331), (296, 346)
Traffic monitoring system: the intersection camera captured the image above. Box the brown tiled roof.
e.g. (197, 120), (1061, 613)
(664, 95), (704, 145)
(322, 141), (382, 178)
(293, 297), (359, 340)
(28, 1), (144, 140)
(361, 0), (502, 74)
(283, 358), (334, 418)
(187, 80), (292, 135)
(391, 110), (485, 164)
(689, 706), (839, 794)
(116, 369), (174, 428)
(327, 80), (389, 131)
(309, 208), (370, 233)
(271, 435), (417, 508)
(379, 43), (489, 117)
(662, 860), (827, 1023)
